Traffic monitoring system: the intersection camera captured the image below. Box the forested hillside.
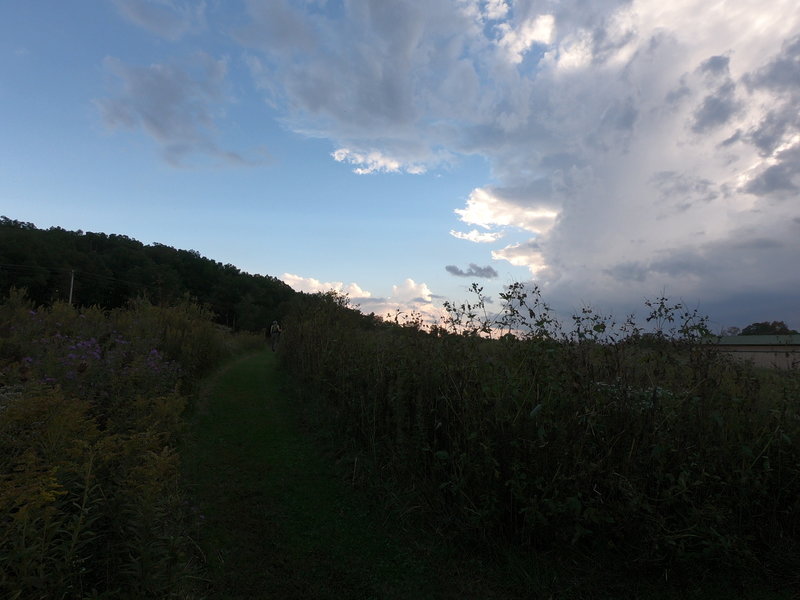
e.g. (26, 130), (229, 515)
(0, 217), (295, 330)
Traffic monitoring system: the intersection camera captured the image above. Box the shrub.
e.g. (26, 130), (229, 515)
(280, 284), (800, 579)
(0, 289), (243, 598)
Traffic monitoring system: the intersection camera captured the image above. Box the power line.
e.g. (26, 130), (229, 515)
(0, 263), (152, 300)
(0, 263), (71, 274)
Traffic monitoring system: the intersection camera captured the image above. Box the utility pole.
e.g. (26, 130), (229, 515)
(68, 270), (74, 304)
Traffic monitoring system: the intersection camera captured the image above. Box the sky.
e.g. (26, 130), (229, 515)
(1, 0), (799, 332)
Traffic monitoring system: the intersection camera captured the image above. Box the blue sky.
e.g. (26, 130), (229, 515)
(2, 1), (799, 331)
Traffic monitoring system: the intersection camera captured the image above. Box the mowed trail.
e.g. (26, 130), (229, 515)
(181, 351), (449, 600)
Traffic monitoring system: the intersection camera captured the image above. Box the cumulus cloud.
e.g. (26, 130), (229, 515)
(283, 273), (445, 323)
(454, 187), (558, 234)
(484, 0), (509, 21)
(449, 229), (505, 243)
(491, 240), (549, 274)
(95, 53), (258, 167)
(391, 278), (433, 303)
(446, 263), (499, 278)
(245, 0), (800, 325)
(496, 14), (555, 64)
(332, 148), (426, 175)
(281, 273), (372, 299)
(113, 0), (205, 40)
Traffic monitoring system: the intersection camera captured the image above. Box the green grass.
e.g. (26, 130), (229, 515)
(180, 351), (794, 599)
(181, 351), (455, 599)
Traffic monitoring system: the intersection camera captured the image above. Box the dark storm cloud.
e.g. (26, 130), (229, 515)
(605, 248), (711, 284)
(720, 130), (741, 146)
(650, 251), (712, 278)
(748, 106), (799, 155)
(743, 36), (800, 154)
(735, 36), (800, 198)
(744, 35), (800, 92)
(744, 148), (800, 195)
(446, 263), (499, 279)
(733, 238), (784, 250)
(650, 171), (718, 212)
(691, 81), (740, 133)
(604, 261), (648, 282)
(665, 81), (691, 105)
(698, 55), (730, 76)
(605, 231), (796, 293)
(702, 289), (800, 333)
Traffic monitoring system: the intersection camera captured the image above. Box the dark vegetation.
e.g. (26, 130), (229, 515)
(280, 285), (800, 595)
(0, 217), (295, 331)
(2, 219), (799, 597)
(741, 322), (799, 336)
(0, 289), (265, 598)
(182, 352), (454, 600)
(722, 321), (800, 336)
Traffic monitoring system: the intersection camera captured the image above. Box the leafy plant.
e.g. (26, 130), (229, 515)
(279, 283), (800, 582)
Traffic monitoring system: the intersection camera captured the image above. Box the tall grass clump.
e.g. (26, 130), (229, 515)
(0, 289), (248, 598)
(280, 284), (800, 582)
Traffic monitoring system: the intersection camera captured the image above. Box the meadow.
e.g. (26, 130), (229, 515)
(279, 284), (800, 589)
(2, 281), (798, 598)
(0, 289), (261, 599)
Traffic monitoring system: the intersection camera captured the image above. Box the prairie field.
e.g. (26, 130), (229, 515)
(280, 286), (800, 591)
(1, 285), (798, 598)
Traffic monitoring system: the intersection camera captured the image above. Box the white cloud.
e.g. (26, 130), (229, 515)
(331, 148), (426, 175)
(491, 241), (549, 274)
(496, 14), (555, 64)
(484, 0), (509, 21)
(455, 187), (558, 234)
(283, 273), (446, 324)
(281, 273), (372, 298)
(345, 282), (372, 298)
(391, 278), (433, 303)
(553, 29), (593, 71)
(449, 229), (505, 243)
(242, 0), (800, 325)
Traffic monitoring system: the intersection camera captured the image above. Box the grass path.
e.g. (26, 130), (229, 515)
(181, 351), (458, 600)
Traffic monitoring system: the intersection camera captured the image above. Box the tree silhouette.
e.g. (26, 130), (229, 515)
(741, 321), (798, 335)
(0, 216), (295, 331)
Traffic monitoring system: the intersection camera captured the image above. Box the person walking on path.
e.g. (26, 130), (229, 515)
(269, 320), (282, 352)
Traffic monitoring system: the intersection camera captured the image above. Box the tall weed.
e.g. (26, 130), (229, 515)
(0, 288), (244, 598)
(280, 284), (800, 579)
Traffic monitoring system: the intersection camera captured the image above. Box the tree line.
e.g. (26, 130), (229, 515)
(0, 216), (295, 331)
(723, 321), (799, 336)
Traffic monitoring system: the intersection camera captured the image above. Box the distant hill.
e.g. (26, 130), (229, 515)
(0, 216), (295, 331)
